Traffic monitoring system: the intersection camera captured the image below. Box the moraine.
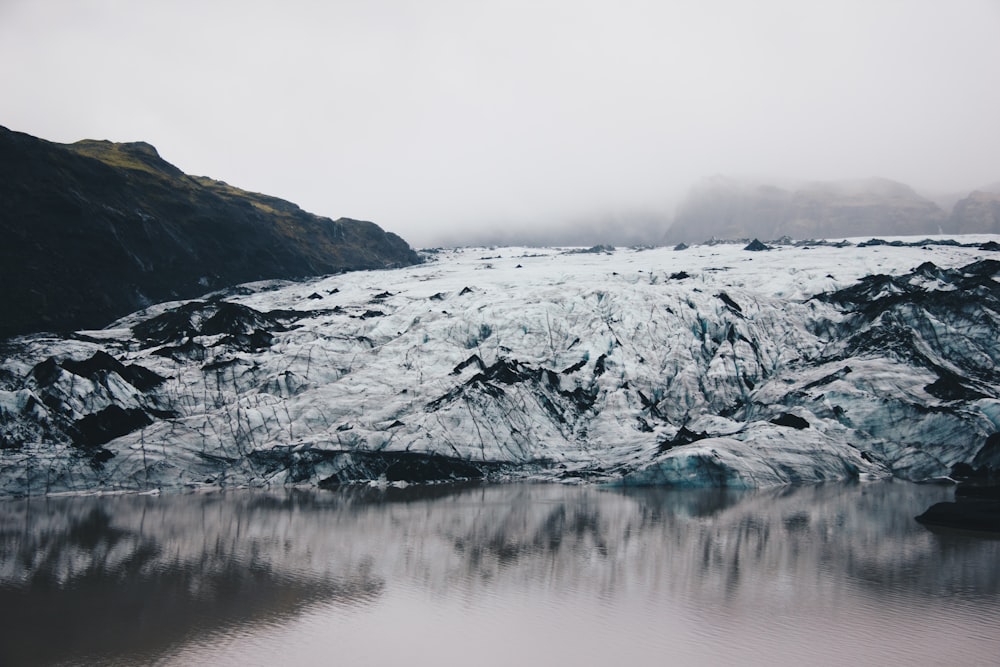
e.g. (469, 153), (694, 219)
(1, 236), (999, 497)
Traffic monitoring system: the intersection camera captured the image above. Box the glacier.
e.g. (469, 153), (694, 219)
(2, 236), (999, 496)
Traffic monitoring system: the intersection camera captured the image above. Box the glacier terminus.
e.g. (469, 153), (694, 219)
(2, 236), (999, 497)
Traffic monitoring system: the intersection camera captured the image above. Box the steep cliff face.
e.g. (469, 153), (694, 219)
(950, 190), (1000, 234)
(1, 238), (999, 496)
(663, 177), (947, 244)
(0, 126), (419, 338)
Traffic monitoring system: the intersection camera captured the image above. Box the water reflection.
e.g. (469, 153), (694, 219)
(1, 481), (998, 666)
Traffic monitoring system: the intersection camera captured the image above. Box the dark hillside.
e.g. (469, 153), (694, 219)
(0, 126), (419, 338)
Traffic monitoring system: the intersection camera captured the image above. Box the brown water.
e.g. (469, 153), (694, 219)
(1, 481), (998, 666)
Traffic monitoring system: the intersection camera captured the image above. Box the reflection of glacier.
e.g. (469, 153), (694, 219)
(0, 492), (385, 667)
(1, 482), (998, 664)
(3, 238), (1000, 495)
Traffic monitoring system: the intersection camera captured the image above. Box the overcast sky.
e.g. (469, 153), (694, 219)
(2, 0), (999, 246)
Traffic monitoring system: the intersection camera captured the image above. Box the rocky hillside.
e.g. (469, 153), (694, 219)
(0, 125), (419, 338)
(664, 176), (947, 243)
(950, 189), (1000, 234)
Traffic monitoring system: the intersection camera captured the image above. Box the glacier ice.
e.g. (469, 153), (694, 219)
(2, 236), (1000, 496)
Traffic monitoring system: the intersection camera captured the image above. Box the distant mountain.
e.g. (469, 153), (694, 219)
(433, 209), (671, 248)
(950, 189), (1000, 234)
(0, 126), (419, 338)
(663, 176), (947, 243)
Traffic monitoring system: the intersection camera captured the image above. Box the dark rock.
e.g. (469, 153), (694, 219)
(859, 238), (905, 247)
(955, 485), (1000, 500)
(384, 453), (483, 483)
(133, 301), (283, 352)
(770, 413), (810, 429)
(951, 462), (982, 481)
(63, 351), (166, 392)
(658, 426), (710, 452)
(973, 433), (1000, 471)
(716, 291), (743, 314)
(669, 271), (690, 280)
(427, 357), (598, 418)
(803, 366), (852, 390)
(744, 239), (771, 251)
(30, 358), (61, 386)
(32, 351), (166, 392)
(818, 258), (1000, 325)
(217, 330), (274, 352)
(151, 339), (207, 362)
(476, 359), (529, 385)
(925, 369), (987, 402)
(593, 354), (607, 376)
(304, 450), (492, 486)
(60, 351), (124, 379)
(673, 243), (689, 251)
(915, 499), (1000, 533)
(451, 354), (486, 375)
(72, 406), (152, 448)
(132, 303), (204, 345)
(561, 358), (588, 374)
(565, 244), (615, 255)
(89, 447), (115, 469)
(200, 302), (284, 337)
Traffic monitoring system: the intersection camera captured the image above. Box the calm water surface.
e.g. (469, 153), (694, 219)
(1, 481), (998, 666)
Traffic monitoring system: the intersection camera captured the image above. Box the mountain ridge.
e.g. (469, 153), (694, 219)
(662, 176), (948, 244)
(0, 125), (419, 338)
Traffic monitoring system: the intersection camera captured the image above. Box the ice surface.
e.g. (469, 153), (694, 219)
(2, 236), (999, 495)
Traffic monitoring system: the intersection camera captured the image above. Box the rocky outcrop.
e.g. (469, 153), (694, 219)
(0, 125), (420, 338)
(663, 176), (947, 244)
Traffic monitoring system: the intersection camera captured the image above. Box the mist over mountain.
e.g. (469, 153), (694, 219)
(0, 126), (419, 339)
(662, 176), (948, 244)
(950, 188), (1000, 234)
(430, 207), (673, 248)
(442, 175), (999, 248)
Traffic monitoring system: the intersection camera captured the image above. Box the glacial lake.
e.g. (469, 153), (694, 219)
(1, 481), (999, 666)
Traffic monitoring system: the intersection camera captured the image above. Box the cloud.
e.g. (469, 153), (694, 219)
(2, 0), (999, 246)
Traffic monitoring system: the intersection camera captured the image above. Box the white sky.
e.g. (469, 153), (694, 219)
(2, 0), (999, 246)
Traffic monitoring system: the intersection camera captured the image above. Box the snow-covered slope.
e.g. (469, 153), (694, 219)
(2, 237), (1000, 496)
